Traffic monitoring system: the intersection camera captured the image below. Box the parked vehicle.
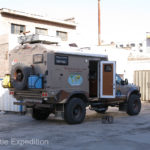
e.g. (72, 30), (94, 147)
(2, 34), (141, 124)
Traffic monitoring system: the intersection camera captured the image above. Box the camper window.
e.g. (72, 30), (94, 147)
(33, 54), (43, 64)
(104, 65), (112, 72)
(55, 55), (68, 65)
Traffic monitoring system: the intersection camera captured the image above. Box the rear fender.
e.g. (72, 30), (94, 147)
(58, 91), (88, 105)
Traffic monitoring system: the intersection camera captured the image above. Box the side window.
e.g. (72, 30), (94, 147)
(55, 55), (68, 65)
(116, 75), (122, 84)
(104, 64), (112, 72)
(33, 54), (43, 64)
(11, 24), (25, 34)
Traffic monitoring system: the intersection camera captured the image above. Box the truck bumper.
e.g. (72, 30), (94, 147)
(14, 101), (53, 109)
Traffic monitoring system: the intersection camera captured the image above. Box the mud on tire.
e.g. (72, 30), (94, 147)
(127, 94), (141, 116)
(64, 98), (86, 124)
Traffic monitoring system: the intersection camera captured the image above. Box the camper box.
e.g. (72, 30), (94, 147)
(4, 34), (141, 124)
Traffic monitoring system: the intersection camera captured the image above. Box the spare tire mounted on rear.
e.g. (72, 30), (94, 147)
(11, 63), (33, 90)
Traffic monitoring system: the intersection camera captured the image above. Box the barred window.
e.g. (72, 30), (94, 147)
(35, 27), (48, 35)
(56, 31), (68, 41)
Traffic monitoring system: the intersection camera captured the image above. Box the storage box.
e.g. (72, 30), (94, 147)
(28, 75), (43, 89)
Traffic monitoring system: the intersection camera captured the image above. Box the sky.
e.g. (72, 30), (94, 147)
(0, 0), (150, 45)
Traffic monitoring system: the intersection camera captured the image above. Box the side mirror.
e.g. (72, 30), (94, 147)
(121, 80), (125, 85)
(125, 79), (128, 85)
(121, 79), (128, 85)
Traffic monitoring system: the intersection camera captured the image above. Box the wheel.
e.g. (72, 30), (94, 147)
(11, 63), (33, 90)
(64, 98), (86, 124)
(95, 106), (108, 114)
(127, 94), (141, 116)
(32, 108), (50, 120)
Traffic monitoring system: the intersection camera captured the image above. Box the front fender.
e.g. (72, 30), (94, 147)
(127, 88), (141, 101)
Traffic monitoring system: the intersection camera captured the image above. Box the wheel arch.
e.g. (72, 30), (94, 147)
(67, 92), (89, 105)
(127, 89), (141, 102)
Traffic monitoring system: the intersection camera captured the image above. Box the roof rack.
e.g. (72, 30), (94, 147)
(18, 34), (61, 44)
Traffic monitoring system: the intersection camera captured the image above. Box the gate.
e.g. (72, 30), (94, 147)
(134, 70), (150, 101)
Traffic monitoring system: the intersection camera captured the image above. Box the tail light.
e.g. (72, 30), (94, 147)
(10, 91), (14, 95)
(42, 92), (48, 97)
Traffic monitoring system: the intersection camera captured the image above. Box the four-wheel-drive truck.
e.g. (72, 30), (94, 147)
(2, 34), (141, 124)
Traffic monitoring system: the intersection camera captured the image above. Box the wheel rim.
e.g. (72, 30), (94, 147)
(14, 69), (24, 82)
(133, 99), (139, 112)
(73, 105), (82, 119)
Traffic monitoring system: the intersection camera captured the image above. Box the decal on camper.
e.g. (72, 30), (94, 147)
(68, 74), (83, 86)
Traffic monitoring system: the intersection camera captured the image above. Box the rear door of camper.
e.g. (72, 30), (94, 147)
(99, 61), (116, 98)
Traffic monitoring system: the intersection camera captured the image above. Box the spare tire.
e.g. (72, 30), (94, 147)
(11, 63), (33, 90)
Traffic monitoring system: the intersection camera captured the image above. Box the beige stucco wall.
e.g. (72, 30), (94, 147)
(0, 38), (9, 78)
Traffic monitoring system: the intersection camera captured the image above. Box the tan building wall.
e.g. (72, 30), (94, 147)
(0, 34), (9, 78)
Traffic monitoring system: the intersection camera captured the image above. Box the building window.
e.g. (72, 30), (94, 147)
(56, 31), (68, 41)
(130, 43), (135, 47)
(120, 44), (123, 48)
(11, 24), (25, 34)
(35, 27), (48, 35)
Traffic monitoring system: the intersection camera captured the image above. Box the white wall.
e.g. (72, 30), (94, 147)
(91, 46), (130, 76)
(126, 60), (150, 83)
(0, 80), (25, 112)
(0, 15), (10, 35)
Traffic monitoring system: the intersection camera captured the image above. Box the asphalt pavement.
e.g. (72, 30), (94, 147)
(0, 102), (150, 150)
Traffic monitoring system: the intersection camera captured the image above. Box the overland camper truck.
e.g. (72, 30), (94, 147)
(2, 34), (141, 124)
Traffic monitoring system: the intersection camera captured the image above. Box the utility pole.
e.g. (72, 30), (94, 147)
(98, 0), (101, 46)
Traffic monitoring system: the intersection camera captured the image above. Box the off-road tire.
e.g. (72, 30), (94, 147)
(11, 63), (33, 90)
(32, 108), (50, 120)
(64, 98), (86, 124)
(127, 94), (141, 116)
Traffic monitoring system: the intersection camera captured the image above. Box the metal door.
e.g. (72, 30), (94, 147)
(100, 61), (116, 98)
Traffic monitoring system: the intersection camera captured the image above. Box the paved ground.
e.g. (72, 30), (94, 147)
(0, 102), (150, 150)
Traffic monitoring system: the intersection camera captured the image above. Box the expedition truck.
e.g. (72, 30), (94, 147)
(2, 34), (141, 124)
